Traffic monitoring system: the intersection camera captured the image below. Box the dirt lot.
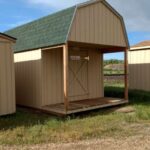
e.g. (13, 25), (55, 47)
(1, 135), (150, 150)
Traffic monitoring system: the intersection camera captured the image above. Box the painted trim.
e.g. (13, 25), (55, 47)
(102, 0), (130, 48)
(65, 6), (78, 42)
(130, 46), (150, 51)
(0, 33), (16, 43)
(41, 45), (64, 51)
(14, 43), (65, 54)
(66, 0), (105, 42)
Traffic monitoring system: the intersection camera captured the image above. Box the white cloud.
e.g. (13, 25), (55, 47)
(8, 20), (32, 28)
(1, 19), (32, 31)
(107, 0), (150, 32)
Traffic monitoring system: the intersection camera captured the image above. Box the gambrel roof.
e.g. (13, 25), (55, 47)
(5, 6), (76, 53)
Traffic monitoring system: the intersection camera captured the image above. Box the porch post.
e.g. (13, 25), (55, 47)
(124, 48), (128, 101)
(63, 44), (69, 112)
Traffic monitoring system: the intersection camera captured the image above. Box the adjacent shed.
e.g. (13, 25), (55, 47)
(0, 33), (16, 116)
(129, 41), (150, 91)
(5, 0), (129, 115)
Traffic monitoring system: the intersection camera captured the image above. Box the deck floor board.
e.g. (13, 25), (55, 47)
(42, 97), (128, 115)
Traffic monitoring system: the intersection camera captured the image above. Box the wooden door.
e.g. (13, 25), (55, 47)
(68, 49), (89, 100)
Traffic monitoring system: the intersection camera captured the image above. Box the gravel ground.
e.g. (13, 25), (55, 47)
(1, 135), (150, 150)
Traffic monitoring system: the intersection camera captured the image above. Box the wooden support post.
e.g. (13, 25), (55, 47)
(124, 48), (128, 101)
(63, 44), (69, 112)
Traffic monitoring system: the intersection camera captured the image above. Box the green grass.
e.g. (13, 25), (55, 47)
(104, 69), (124, 75)
(0, 87), (150, 145)
(105, 86), (150, 120)
(104, 82), (124, 88)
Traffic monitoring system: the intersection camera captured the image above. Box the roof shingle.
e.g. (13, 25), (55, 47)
(5, 6), (76, 53)
(131, 41), (150, 48)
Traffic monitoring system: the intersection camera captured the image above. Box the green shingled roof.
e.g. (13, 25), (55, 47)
(5, 6), (76, 53)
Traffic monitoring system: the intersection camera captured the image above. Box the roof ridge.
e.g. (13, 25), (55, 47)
(130, 41), (150, 50)
(77, 0), (103, 7)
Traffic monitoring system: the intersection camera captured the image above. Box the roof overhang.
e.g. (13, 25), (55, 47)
(130, 46), (150, 51)
(76, 0), (129, 49)
(0, 33), (16, 43)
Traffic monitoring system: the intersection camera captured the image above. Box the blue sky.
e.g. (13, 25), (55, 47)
(0, 0), (150, 60)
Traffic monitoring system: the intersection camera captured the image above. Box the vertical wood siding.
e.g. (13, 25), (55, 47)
(129, 49), (150, 91)
(15, 50), (42, 108)
(42, 48), (64, 106)
(68, 48), (103, 101)
(15, 47), (104, 107)
(88, 49), (104, 99)
(68, 49), (89, 101)
(0, 41), (15, 116)
(69, 2), (126, 47)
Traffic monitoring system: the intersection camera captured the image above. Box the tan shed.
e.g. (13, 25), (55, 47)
(129, 41), (150, 91)
(0, 33), (16, 116)
(5, 0), (129, 115)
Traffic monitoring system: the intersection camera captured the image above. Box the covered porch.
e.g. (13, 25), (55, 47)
(42, 42), (128, 115)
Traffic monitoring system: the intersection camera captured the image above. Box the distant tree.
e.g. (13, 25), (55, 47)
(104, 59), (124, 66)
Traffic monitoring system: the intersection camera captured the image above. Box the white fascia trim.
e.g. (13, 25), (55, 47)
(130, 46), (150, 51)
(65, 6), (78, 42)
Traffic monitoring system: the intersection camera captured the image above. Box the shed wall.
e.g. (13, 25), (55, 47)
(0, 41), (15, 116)
(42, 48), (64, 106)
(14, 50), (42, 108)
(69, 1), (126, 47)
(129, 49), (150, 91)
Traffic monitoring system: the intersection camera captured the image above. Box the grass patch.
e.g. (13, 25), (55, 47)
(0, 87), (150, 145)
(105, 86), (150, 121)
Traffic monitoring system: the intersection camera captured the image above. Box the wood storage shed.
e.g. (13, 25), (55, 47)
(5, 0), (129, 115)
(129, 41), (150, 91)
(0, 33), (16, 116)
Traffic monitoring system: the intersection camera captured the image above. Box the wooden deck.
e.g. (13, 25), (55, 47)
(42, 98), (128, 115)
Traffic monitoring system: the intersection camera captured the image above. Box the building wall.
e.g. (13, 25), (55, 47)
(0, 39), (15, 116)
(14, 50), (42, 108)
(14, 47), (103, 107)
(69, 1), (126, 47)
(129, 49), (150, 91)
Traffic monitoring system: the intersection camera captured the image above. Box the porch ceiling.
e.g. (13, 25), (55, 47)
(68, 41), (127, 53)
